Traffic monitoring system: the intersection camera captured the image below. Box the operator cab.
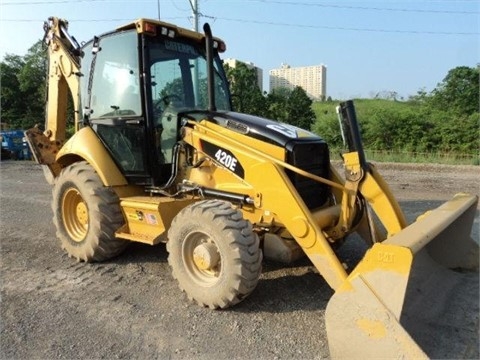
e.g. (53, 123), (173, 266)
(80, 20), (231, 187)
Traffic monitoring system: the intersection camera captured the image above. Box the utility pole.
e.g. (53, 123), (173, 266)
(189, 0), (200, 104)
(189, 0), (199, 32)
(157, 0), (160, 20)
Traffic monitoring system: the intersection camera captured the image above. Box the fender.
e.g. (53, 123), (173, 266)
(56, 126), (127, 186)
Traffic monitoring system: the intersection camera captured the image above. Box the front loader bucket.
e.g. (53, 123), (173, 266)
(326, 193), (479, 359)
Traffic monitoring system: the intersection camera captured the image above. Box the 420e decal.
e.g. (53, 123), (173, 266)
(200, 140), (245, 179)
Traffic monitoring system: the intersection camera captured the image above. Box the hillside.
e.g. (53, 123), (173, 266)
(311, 99), (479, 165)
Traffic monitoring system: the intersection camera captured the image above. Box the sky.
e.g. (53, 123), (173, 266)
(0, 0), (478, 100)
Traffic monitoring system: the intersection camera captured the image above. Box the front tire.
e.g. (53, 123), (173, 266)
(167, 200), (262, 309)
(52, 161), (127, 262)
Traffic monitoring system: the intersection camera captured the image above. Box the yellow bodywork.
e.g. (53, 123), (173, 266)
(326, 193), (478, 359)
(182, 119), (350, 288)
(27, 16), (479, 360)
(182, 118), (479, 358)
(56, 127), (127, 186)
(115, 196), (197, 244)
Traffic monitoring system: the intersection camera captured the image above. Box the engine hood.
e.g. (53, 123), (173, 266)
(183, 110), (325, 149)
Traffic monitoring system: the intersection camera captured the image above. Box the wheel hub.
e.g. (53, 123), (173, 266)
(76, 202), (88, 225)
(193, 242), (220, 270)
(63, 188), (89, 242)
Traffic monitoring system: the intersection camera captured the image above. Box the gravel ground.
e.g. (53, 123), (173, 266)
(1, 160), (479, 360)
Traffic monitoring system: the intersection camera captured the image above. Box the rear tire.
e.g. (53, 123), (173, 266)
(52, 161), (127, 262)
(167, 200), (262, 309)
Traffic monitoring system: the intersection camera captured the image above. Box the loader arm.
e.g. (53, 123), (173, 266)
(182, 116), (409, 289)
(329, 100), (408, 243)
(331, 150), (408, 242)
(25, 17), (82, 176)
(182, 104), (478, 359)
(182, 119), (350, 289)
(325, 100), (479, 359)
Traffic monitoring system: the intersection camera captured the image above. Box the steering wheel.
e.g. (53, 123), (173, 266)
(160, 94), (182, 106)
(153, 94), (183, 120)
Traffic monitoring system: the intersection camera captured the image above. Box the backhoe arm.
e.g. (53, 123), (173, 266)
(25, 17), (83, 176)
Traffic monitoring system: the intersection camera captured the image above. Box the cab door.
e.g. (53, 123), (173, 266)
(81, 30), (151, 184)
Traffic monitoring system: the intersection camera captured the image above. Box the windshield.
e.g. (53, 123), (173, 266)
(147, 37), (231, 113)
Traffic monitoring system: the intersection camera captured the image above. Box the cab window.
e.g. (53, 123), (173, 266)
(89, 31), (142, 118)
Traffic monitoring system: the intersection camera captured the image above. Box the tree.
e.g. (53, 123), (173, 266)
(285, 86), (316, 130)
(1, 40), (47, 130)
(265, 88), (289, 121)
(19, 41), (47, 126)
(224, 62), (266, 116)
(159, 77), (185, 102)
(1, 54), (25, 128)
(265, 86), (315, 131)
(429, 66), (479, 116)
(312, 107), (343, 147)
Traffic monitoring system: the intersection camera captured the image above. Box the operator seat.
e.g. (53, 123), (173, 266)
(157, 98), (183, 164)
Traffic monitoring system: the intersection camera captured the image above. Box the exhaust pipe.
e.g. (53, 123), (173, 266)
(203, 23), (216, 112)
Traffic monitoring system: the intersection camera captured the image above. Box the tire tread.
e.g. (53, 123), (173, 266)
(53, 161), (127, 262)
(167, 200), (262, 309)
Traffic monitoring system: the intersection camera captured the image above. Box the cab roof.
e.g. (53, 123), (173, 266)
(116, 18), (226, 46)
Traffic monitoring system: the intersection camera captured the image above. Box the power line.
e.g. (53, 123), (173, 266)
(170, 0), (190, 12)
(211, 16), (479, 35)
(4, 0), (479, 15)
(2, 16), (477, 35)
(1, 0), (153, 4)
(243, 0), (479, 15)
(0, 17), (186, 22)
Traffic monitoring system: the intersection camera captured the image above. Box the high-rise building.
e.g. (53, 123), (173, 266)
(269, 63), (327, 100)
(223, 58), (263, 92)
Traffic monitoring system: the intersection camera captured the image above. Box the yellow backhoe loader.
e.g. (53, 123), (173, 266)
(26, 17), (478, 358)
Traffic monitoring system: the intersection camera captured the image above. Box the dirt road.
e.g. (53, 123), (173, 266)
(1, 161), (479, 359)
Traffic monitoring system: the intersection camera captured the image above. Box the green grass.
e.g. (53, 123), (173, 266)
(366, 150), (479, 165)
(312, 98), (419, 119)
(329, 148), (479, 166)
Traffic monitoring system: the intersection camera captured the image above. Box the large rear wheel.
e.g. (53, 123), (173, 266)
(167, 200), (262, 309)
(52, 161), (127, 262)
